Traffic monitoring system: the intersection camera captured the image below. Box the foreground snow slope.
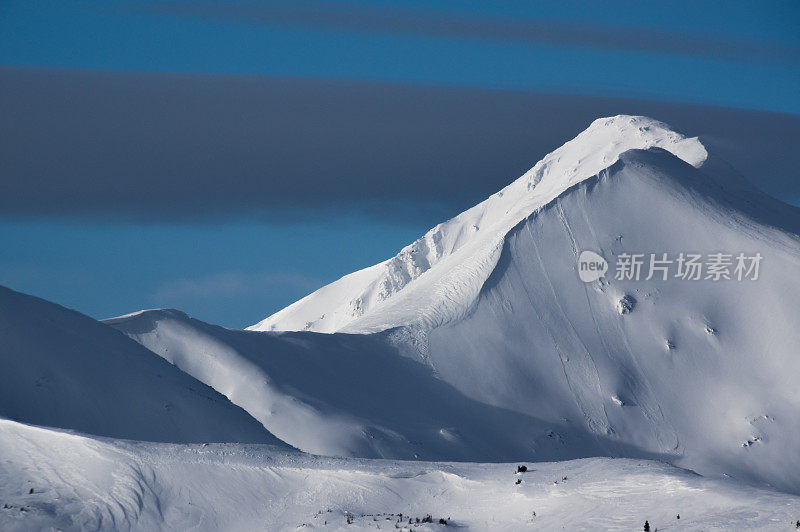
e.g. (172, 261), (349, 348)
(0, 285), (283, 445)
(106, 309), (607, 461)
(2, 419), (798, 532)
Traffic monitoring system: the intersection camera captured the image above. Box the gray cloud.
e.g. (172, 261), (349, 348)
(132, 1), (799, 66)
(2, 67), (800, 222)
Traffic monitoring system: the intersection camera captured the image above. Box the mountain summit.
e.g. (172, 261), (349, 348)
(250, 115), (708, 334)
(241, 116), (800, 492)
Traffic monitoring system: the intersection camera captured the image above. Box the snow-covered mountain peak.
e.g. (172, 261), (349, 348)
(519, 115), (706, 194)
(103, 115), (800, 495)
(250, 116), (708, 334)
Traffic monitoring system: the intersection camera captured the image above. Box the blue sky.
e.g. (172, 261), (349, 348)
(2, 0), (799, 327)
(3, 1), (799, 111)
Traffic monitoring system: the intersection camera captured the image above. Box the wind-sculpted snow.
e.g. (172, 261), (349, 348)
(0, 286), (283, 445)
(250, 115), (708, 334)
(2, 419), (799, 531)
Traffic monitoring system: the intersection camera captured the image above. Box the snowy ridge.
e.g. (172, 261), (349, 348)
(107, 309), (391, 457)
(250, 115), (707, 333)
(0, 285), (283, 445)
(107, 308), (604, 461)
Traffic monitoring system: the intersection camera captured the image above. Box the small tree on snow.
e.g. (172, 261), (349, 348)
(644, 520), (650, 531)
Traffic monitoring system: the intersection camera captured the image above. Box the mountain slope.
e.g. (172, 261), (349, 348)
(0, 285), (285, 445)
(113, 116), (800, 494)
(106, 309), (612, 461)
(3, 418), (799, 531)
(417, 148), (800, 493)
(250, 115), (708, 334)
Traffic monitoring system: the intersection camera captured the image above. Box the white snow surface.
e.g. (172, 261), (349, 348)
(416, 148), (800, 494)
(2, 418), (798, 531)
(0, 285), (283, 445)
(110, 116), (800, 494)
(4, 115), (800, 530)
(250, 115), (708, 334)
(105, 309), (600, 461)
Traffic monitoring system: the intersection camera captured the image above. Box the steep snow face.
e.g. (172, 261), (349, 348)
(250, 115), (708, 333)
(3, 419), (799, 532)
(0, 286), (283, 445)
(419, 149), (800, 494)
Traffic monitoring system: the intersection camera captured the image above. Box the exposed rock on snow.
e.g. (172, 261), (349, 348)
(617, 294), (637, 315)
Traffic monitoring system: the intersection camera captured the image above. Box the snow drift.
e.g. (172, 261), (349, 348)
(0, 285), (284, 445)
